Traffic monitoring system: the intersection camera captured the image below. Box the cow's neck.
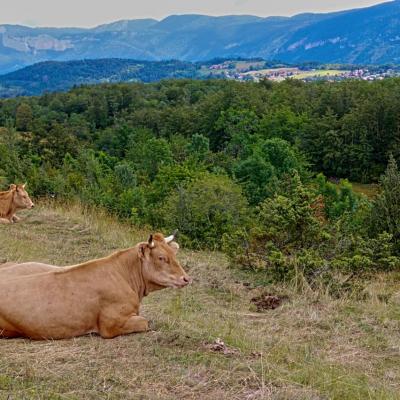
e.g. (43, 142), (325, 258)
(68, 247), (164, 300)
(0, 190), (16, 218)
(115, 247), (160, 300)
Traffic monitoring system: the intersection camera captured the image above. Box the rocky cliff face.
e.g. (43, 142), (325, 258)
(2, 30), (73, 53)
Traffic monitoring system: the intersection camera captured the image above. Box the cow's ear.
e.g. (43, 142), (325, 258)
(169, 241), (180, 254)
(9, 184), (16, 191)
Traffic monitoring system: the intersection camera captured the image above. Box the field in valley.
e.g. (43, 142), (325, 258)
(0, 203), (399, 399)
(241, 68), (349, 81)
(293, 70), (348, 79)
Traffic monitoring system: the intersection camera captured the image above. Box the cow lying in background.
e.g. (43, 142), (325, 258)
(0, 232), (191, 340)
(0, 184), (34, 224)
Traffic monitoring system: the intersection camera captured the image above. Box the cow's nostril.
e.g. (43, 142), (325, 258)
(182, 276), (190, 283)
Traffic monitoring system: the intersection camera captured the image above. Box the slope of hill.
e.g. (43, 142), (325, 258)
(1, 1), (400, 74)
(0, 202), (398, 399)
(0, 59), (202, 96)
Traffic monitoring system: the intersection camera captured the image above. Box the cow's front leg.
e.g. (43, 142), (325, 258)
(99, 315), (149, 339)
(11, 215), (20, 223)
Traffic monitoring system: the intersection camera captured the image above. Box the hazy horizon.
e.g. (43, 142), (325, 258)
(1, 0), (387, 28)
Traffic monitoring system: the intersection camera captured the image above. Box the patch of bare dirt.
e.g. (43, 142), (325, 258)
(251, 293), (289, 311)
(205, 338), (240, 356)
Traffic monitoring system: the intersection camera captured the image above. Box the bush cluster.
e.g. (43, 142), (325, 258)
(223, 165), (400, 288)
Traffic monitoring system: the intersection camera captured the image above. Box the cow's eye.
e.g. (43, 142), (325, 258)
(158, 256), (167, 262)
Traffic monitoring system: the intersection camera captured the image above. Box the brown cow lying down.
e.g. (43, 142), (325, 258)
(0, 184), (34, 224)
(0, 233), (191, 340)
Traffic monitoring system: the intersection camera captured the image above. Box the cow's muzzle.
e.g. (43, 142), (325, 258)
(176, 275), (192, 288)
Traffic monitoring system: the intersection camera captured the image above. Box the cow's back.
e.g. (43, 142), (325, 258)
(0, 262), (60, 279)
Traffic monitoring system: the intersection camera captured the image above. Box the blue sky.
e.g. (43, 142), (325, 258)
(2, 0), (386, 27)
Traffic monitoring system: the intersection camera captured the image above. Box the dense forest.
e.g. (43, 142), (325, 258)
(1, 78), (400, 289)
(0, 57), (316, 98)
(0, 59), (204, 97)
(1, 57), (395, 98)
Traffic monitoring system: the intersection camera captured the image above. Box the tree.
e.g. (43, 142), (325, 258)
(234, 138), (308, 205)
(86, 94), (109, 129)
(0, 126), (26, 183)
(16, 103), (33, 131)
(213, 108), (259, 151)
(257, 107), (308, 144)
(186, 134), (210, 163)
(127, 129), (173, 181)
(234, 155), (276, 205)
(370, 155), (400, 251)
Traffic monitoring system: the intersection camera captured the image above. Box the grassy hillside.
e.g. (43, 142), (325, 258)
(0, 203), (399, 399)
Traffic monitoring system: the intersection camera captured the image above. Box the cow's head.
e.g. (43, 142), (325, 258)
(12, 184), (34, 210)
(139, 232), (192, 289)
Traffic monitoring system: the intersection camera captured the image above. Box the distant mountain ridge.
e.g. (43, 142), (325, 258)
(0, 1), (400, 74)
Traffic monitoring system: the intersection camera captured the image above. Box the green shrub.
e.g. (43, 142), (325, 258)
(160, 174), (250, 249)
(223, 172), (322, 278)
(316, 174), (359, 220)
(369, 155), (400, 252)
(224, 171), (399, 284)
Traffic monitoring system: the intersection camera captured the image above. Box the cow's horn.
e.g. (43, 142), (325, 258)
(148, 234), (155, 248)
(165, 230), (178, 244)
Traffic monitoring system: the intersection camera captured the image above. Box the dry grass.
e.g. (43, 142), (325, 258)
(0, 201), (399, 399)
(351, 183), (380, 199)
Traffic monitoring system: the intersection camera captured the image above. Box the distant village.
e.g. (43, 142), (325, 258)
(206, 61), (400, 82)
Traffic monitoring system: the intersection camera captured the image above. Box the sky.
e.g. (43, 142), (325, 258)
(0, 0), (386, 27)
